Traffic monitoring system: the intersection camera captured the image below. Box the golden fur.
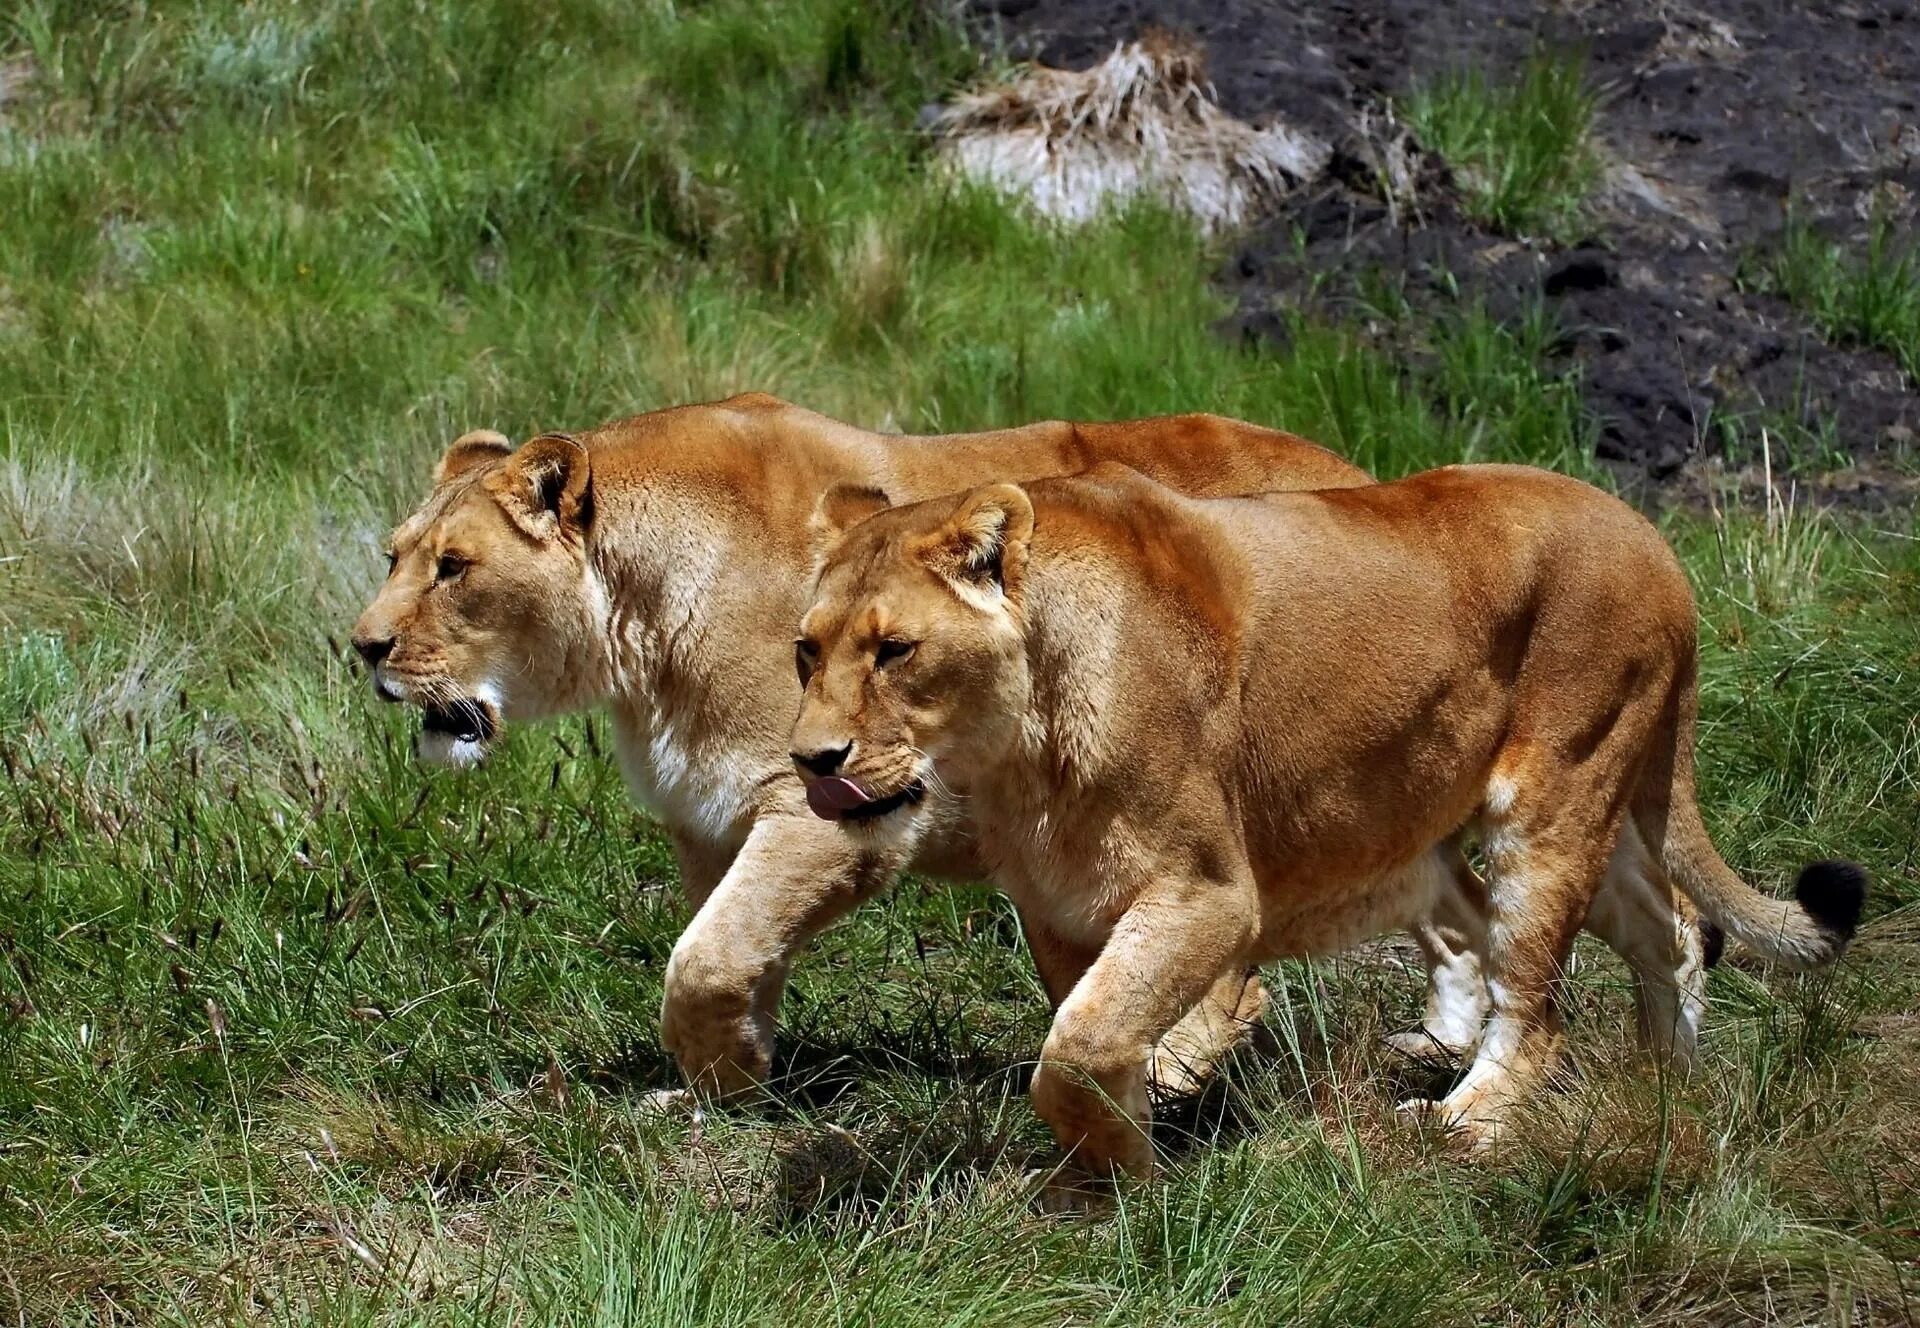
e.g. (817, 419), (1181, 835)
(352, 394), (1499, 1100)
(793, 462), (1866, 1175)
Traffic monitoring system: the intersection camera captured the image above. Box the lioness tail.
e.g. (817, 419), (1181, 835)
(1659, 792), (1864, 969)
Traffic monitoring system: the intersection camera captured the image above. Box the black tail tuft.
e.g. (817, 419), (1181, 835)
(1794, 860), (1867, 943)
(1699, 920), (1725, 969)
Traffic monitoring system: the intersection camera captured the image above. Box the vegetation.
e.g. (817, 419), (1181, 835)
(0, 2), (1914, 1323)
(1756, 216), (1920, 383)
(1402, 52), (1601, 241)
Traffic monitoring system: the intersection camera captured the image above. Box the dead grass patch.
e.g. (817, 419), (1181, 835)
(928, 32), (1329, 233)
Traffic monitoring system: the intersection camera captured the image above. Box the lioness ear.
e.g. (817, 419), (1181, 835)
(485, 433), (591, 541)
(809, 483), (892, 559)
(435, 430), (512, 486)
(924, 483), (1033, 606)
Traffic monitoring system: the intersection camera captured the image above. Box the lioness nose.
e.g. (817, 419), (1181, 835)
(354, 634), (394, 668)
(792, 743), (851, 777)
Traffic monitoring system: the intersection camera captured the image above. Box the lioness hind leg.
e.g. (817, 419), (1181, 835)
(1419, 779), (1624, 1148)
(1582, 820), (1706, 1071)
(1033, 876), (1258, 1178)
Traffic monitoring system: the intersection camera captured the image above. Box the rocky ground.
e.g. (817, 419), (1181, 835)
(965, 0), (1920, 501)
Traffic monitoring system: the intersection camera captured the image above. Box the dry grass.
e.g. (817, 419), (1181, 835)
(928, 32), (1329, 233)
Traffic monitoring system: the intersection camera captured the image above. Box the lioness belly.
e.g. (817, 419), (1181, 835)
(1250, 847), (1461, 960)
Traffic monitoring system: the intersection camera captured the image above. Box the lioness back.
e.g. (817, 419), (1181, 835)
(571, 394), (1366, 541)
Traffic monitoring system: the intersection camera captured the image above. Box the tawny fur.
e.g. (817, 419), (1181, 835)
(794, 462), (1864, 1177)
(351, 394), (1463, 1098)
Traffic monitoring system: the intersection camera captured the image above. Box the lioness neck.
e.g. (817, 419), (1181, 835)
(573, 407), (879, 844)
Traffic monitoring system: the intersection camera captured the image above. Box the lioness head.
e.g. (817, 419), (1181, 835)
(351, 431), (606, 767)
(791, 482), (1035, 826)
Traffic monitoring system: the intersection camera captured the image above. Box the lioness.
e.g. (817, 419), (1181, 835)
(791, 462), (1866, 1175)
(349, 394), (1493, 1097)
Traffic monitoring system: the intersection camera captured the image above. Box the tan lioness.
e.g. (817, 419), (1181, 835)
(791, 462), (1866, 1175)
(349, 394), (1499, 1099)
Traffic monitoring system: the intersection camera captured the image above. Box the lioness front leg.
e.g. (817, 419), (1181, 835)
(669, 829), (739, 912)
(1029, 919), (1266, 1100)
(1031, 870), (1258, 1178)
(662, 813), (905, 1098)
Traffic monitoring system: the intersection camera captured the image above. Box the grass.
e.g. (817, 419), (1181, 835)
(1755, 217), (1920, 384)
(1402, 51), (1601, 242)
(1, 2), (1917, 1323)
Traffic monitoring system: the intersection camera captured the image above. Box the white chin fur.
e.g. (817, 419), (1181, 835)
(415, 731), (490, 769)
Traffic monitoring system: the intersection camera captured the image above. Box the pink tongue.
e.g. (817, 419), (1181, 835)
(805, 776), (873, 820)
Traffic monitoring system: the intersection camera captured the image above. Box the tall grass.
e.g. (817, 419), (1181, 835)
(1402, 51), (1600, 241)
(1756, 216), (1920, 383)
(1, 3), (1916, 1323)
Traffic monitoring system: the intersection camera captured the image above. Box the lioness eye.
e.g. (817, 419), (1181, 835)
(794, 639), (819, 685)
(436, 553), (469, 582)
(385, 550), (398, 576)
(875, 639), (916, 667)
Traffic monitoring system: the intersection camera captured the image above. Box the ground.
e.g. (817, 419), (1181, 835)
(0, 2), (1916, 1324)
(976, 0), (1920, 501)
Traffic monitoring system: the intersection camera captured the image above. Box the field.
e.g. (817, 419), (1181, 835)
(1, 2), (1917, 1322)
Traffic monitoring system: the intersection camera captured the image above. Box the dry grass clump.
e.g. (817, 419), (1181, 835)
(927, 33), (1329, 233)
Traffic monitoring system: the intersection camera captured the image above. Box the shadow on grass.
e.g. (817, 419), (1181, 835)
(589, 1025), (1033, 1109)
(1151, 1015), (1469, 1160)
(761, 1111), (1050, 1228)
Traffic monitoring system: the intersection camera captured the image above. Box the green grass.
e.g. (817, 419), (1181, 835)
(1755, 217), (1920, 383)
(2, 3), (1917, 1323)
(1402, 51), (1601, 241)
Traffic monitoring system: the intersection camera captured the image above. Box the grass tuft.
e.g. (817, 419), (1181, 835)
(1756, 215), (1920, 384)
(1402, 50), (1600, 241)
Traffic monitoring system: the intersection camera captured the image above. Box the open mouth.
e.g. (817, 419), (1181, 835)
(804, 776), (927, 823)
(421, 698), (497, 745)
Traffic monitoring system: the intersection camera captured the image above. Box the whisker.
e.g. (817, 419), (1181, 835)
(909, 747), (965, 804)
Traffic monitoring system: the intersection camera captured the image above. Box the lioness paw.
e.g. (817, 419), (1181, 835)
(1395, 1096), (1505, 1152)
(639, 1087), (702, 1119)
(1382, 1028), (1472, 1064)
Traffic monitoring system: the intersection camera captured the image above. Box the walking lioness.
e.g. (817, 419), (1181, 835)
(790, 462), (1866, 1176)
(350, 394), (1500, 1101)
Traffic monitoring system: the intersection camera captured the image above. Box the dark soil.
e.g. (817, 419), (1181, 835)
(963, 0), (1920, 502)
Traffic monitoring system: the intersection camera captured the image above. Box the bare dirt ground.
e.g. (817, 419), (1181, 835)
(964, 0), (1920, 501)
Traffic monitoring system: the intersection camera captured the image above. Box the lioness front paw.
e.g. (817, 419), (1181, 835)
(1395, 1096), (1504, 1152)
(1020, 1166), (1119, 1216)
(1146, 971), (1268, 1100)
(639, 1087), (701, 1117)
(1145, 1046), (1210, 1100)
(1382, 1028), (1471, 1064)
